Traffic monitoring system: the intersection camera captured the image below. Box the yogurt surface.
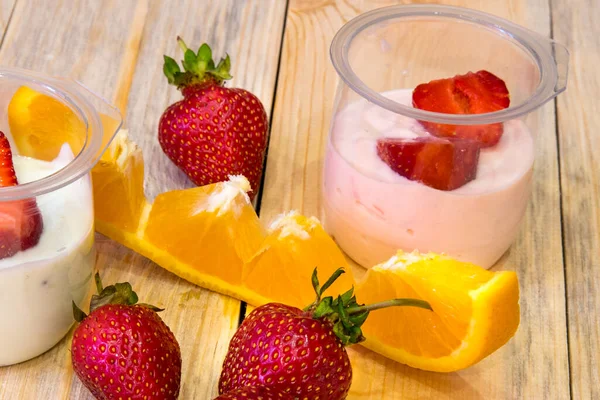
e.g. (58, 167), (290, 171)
(323, 89), (534, 268)
(0, 147), (94, 366)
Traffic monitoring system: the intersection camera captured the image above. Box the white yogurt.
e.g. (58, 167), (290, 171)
(0, 147), (94, 366)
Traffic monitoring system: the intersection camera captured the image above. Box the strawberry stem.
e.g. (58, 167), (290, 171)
(95, 272), (104, 294)
(306, 267), (432, 346)
(177, 36), (188, 53)
(347, 298), (432, 314)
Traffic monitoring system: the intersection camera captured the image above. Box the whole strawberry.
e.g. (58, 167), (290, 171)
(219, 269), (431, 399)
(159, 38), (268, 199)
(71, 274), (182, 400)
(214, 386), (292, 400)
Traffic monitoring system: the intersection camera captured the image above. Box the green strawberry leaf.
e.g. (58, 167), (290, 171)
(197, 43), (212, 63)
(311, 267), (321, 297)
(114, 282), (139, 305)
(72, 301), (87, 322)
(337, 295), (353, 329)
(319, 268), (345, 296)
(349, 326), (365, 344)
(349, 310), (369, 327)
(165, 38), (233, 88)
(207, 59), (216, 71)
(163, 55), (181, 84)
(182, 49), (198, 74)
(214, 54), (233, 80)
(333, 321), (350, 346)
(339, 287), (354, 306)
(98, 285), (117, 298)
(313, 296), (334, 319)
(305, 267), (346, 312)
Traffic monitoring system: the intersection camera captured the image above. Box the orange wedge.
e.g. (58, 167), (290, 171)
(355, 251), (520, 372)
(143, 176), (266, 293)
(8, 86), (86, 160)
(93, 130), (147, 239)
(243, 212), (354, 308)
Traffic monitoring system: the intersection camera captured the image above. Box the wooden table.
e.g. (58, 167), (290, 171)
(0, 1), (597, 399)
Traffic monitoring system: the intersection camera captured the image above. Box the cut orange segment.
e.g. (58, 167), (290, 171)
(243, 211), (354, 308)
(144, 176), (266, 290)
(8, 86), (86, 160)
(355, 251), (520, 372)
(93, 130), (147, 237)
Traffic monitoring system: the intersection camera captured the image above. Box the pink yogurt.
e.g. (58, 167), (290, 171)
(323, 89), (534, 269)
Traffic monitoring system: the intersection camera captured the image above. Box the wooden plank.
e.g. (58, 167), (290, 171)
(552, 0), (600, 398)
(125, 0), (287, 200)
(0, 0), (287, 399)
(260, 0), (569, 398)
(0, 0), (15, 38)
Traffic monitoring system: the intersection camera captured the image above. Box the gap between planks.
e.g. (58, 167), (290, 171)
(548, 0), (573, 396)
(99, 0), (292, 327)
(0, 0), (17, 49)
(238, 0), (291, 325)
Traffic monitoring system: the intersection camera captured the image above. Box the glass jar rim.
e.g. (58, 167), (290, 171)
(330, 4), (568, 125)
(0, 67), (122, 201)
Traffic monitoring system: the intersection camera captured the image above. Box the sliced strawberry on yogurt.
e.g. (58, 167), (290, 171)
(376, 136), (480, 191)
(0, 131), (43, 259)
(412, 70), (510, 147)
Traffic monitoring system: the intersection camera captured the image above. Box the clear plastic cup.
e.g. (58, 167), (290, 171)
(0, 67), (122, 366)
(324, 5), (568, 269)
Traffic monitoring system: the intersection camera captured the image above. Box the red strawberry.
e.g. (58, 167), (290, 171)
(159, 38), (268, 199)
(214, 386), (292, 400)
(377, 137), (480, 191)
(0, 131), (43, 259)
(219, 269), (431, 399)
(71, 274), (182, 400)
(412, 70), (510, 147)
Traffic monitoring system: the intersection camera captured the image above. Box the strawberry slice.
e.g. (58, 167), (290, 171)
(376, 137), (480, 191)
(412, 70), (510, 147)
(0, 132), (43, 259)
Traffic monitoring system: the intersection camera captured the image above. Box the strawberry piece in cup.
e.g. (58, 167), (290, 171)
(0, 131), (43, 259)
(412, 70), (510, 147)
(376, 136), (480, 191)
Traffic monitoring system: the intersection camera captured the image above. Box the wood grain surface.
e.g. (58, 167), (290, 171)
(0, 0), (13, 39)
(259, 0), (570, 398)
(0, 1), (286, 399)
(552, 0), (600, 399)
(0, 0), (597, 398)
